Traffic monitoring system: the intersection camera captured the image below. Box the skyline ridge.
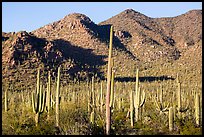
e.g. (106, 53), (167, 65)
(3, 2), (202, 32)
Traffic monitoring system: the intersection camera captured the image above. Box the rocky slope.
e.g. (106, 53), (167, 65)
(99, 9), (202, 63)
(2, 9), (202, 89)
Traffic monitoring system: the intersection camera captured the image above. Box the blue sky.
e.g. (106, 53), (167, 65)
(2, 2), (202, 32)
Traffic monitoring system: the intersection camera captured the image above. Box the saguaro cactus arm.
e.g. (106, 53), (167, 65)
(154, 96), (170, 113)
(139, 90), (146, 107)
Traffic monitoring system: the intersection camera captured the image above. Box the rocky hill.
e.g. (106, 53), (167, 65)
(2, 9), (202, 90)
(99, 9), (202, 62)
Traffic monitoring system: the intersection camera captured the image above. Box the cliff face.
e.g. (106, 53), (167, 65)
(2, 9), (202, 89)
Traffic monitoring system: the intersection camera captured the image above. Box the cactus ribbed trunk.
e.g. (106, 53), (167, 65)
(56, 66), (61, 127)
(118, 96), (121, 110)
(90, 111), (95, 124)
(135, 87), (141, 122)
(195, 93), (200, 126)
(37, 69), (40, 94)
(135, 68), (139, 96)
(134, 69), (139, 122)
(92, 76), (95, 108)
(109, 69), (115, 108)
(159, 85), (163, 103)
(169, 107), (173, 132)
(88, 90), (91, 113)
(97, 89), (100, 112)
(4, 88), (8, 112)
(35, 113), (39, 127)
(177, 81), (181, 119)
(106, 25), (113, 135)
(130, 90), (134, 127)
(100, 82), (103, 113)
(47, 71), (51, 120)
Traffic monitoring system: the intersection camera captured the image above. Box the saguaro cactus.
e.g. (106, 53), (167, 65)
(92, 76), (95, 109)
(134, 87), (145, 122)
(37, 69), (40, 94)
(169, 107), (174, 132)
(106, 25), (113, 135)
(154, 88), (169, 115)
(177, 77), (182, 118)
(32, 69), (46, 126)
(100, 81), (104, 113)
(159, 85), (163, 103)
(46, 71), (51, 120)
(118, 95), (122, 110)
(90, 111), (95, 124)
(4, 87), (8, 112)
(56, 66), (61, 127)
(32, 70), (46, 127)
(130, 90), (134, 127)
(135, 68), (139, 98)
(109, 69), (115, 108)
(134, 69), (145, 122)
(176, 74), (189, 118)
(195, 93), (200, 126)
(51, 92), (55, 108)
(88, 90), (91, 114)
(90, 76), (96, 124)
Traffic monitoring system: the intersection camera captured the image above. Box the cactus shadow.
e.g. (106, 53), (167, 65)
(115, 75), (175, 82)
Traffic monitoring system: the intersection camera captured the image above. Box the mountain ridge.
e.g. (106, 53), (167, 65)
(2, 8), (202, 89)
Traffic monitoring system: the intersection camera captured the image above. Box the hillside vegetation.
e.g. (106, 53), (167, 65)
(2, 9), (202, 135)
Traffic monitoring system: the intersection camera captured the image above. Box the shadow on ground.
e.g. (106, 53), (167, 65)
(114, 75), (175, 82)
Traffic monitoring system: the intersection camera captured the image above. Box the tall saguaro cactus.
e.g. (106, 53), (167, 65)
(46, 71), (51, 120)
(92, 76), (95, 109)
(135, 68), (139, 98)
(134, 87), (145, 122)
(90, 76), (96, 124)
(134, 69), (145, 122)
(177, 76), (182, 118)
(100, 81), (104, 113)
(32, 69), (46, 127)
(176, 74), (189, 118)
(106, 25), (113, 135)
(88, 89), (91, 114)
(56, 66), (61, 127)
(130, 90), (134, 127)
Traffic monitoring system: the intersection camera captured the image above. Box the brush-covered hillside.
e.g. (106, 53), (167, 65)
(2, 9), (202, 89)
